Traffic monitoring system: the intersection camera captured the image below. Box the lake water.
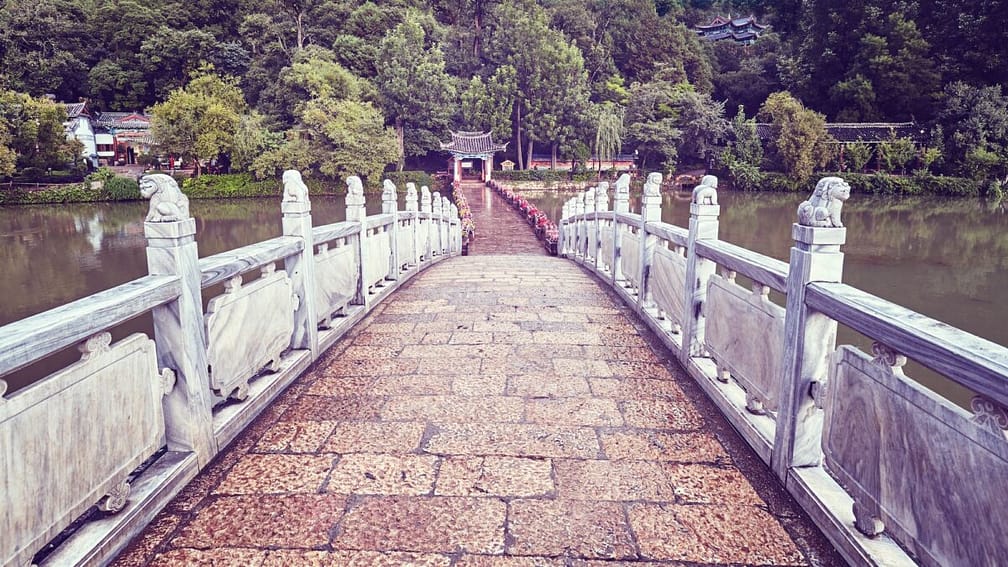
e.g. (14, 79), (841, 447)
(1, 191), (1005, 405)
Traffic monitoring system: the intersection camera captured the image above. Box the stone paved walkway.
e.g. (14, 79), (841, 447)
(113, 184), (841, 566)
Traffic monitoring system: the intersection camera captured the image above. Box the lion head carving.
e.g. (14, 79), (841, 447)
(140, 174), (190, 222)
(644, 172), (663, 197)
(797, 176), (851, 228)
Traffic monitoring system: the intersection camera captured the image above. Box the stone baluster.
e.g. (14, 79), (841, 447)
(612, 174), (630, 285)
(346, 176), (367, 305)
(681, 175), (720, 363)
(771, 176), (849, 481)
(421, 186), (432, 261)
(405, 183), (419, 267)
(432, 192), (444, 256)
(281, 169), (320, 359)
(142, 175), (216, 467)
(639, 172), (662, 308)
(449, 203), (460, 253)
(382, 179), (399, 281)
(595, 181), (610, 271)
(583, 187), (596, 261)
(560, 199), (572, 257)
(573, 193), (586, 258)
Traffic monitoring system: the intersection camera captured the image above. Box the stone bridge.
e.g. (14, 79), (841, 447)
(1, 174), (1005, 567)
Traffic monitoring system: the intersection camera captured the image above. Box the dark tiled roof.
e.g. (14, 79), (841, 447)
(755, 122), (923, 143)
(440, 131), (508, 155)
(96, 112), (151, 130)
(64, 102), (88, 119)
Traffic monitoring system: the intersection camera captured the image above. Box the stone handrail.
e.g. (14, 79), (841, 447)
(558, 175), (1008, 567)
(0, 172), (462, 567)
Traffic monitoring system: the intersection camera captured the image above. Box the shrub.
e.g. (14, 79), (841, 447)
(383, 170), (435, 191)
(182, 173), (278, 199)
(104, 176), (141, 200)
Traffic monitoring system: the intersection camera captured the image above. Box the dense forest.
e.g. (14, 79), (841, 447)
(1, 0), (1006, 189)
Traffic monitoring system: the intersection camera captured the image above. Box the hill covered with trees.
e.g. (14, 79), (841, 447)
(1, 0), (1006, 189)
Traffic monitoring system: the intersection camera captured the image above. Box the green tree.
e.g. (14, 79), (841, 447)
(720, 105), (764, 190)
(376, 14), (457, 170)
(624, 79), (689, 172)
(231, 112), (282, 172)
(938, 82), (1008, 181)
(757, 91), (833, 180)
(150, 71), (249, 176)
(0, 0), (90, 101)
(593, 102), (624, 173)
(460, 66), (516, 142)
(0, 91), (81, 171)
(676, 90), (728, 165)
(842, 141), (874, 173)
(877, 134), (916, 174)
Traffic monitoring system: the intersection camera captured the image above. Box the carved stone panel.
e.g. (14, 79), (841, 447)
(704, 273), (785, 413)
(205, 265), (297, 400)
(1, 333), (171, 567)
(650, 247), (687, 333)
(599, 224), (614, 270)
(822, 345), (1008, 567)
(621, 231), (641, 289)
(397, 219), (415, 268)
(314, 242), (359, 327)
(364, 230), (392, 289)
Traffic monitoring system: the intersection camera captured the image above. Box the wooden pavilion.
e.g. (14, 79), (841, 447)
(440, 131), (508, 183)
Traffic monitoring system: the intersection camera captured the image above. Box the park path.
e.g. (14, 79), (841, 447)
(113, 182), (839, 566)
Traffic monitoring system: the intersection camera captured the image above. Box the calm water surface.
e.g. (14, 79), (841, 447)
(2, 191), (1005, 404)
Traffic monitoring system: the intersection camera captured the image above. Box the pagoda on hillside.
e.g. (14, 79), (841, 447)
(440, 131), (508, 183)
(694, 15), (768, 44)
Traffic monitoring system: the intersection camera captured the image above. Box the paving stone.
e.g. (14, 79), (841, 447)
(587, 378), (688, 401)
(335, 496), (506, 554)
(262, 550), (451, 566)
(525, 398), (624, 426)
(424, 423), (600, 459)
(171, 494), (346, 549)
(306, 375), (375, 396)
(382, 395), (525, 423)
(452, 373), (508, 396)
(371, 374), (454, 396)
(598, 430), (728, 463)
(551, 358), (613, 377)
(662, 463), (764, 505)
(508, 374), (591, 398)
(629, 503), (805, 564)
(214, 454), (334, 494)
(507, 499), (637, 560)
(553, 459), (676, 501)
(435, 456), (554, 497)
(110, 512), (182, 567)
(456, 556), (565, 567)
(607, 360), (677, 380)
(280, 394), (383, 422)
(322, 421), (426, 454)
(621, 399), (704, 430)
(326, 453), (438, 495)
(148, 548), (267, 566)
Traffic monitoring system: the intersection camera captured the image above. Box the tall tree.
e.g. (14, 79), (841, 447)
(593, 102), (624, 172)
(0, 0), (90, 101)
(376, 14), (457, 171)
(0, 91), (82, 171)
(460, 66), (517, 142)
(757, 91), (833, 180)
(150, 71), (249, 176)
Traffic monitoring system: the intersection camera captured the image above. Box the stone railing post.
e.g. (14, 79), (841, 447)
(142, 175), (216, 467)
(559, 200), (570, 256)
(382, 179), (399, 280)
(583, 186), (596, 261)
(595, 181), (609, 271)
(346, 176), (367, 305)
(772, 177), (848, 481)
(432, 192), (444, 256)
(281, 170), (320, 359)
(681, 175), (720, 363)
(613, 174), (630, 285)
(639, 172), (662, 308)
(421, 186), (432, 261)
(449, 203), (460, 253)
(405, 183), (419, 267)
(562, 198), (576, 256)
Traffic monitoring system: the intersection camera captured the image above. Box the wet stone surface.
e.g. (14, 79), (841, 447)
(113, 183), (843, 566)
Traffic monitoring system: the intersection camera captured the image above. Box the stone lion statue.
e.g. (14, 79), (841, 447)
(644, 172), (663, 197)
(140, 174), (189, 222)
(345, 175), (365, 206)
(282, 169), (308, 202)
(692, 175), (718, 205)
(797, 176), (851, 228)
(614, 173), (631, 199)
(382, 179), (397, 200)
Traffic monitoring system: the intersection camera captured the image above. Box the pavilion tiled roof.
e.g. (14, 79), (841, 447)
(755, 122), (923, 144)
(64, 102), (88, 119)
(96, 112), (151, 130)
(440, 131), (508, 155)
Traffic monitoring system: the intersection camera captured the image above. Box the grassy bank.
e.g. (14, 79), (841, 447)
(0, 171), (438, 205)
(749, 172), (983, 197)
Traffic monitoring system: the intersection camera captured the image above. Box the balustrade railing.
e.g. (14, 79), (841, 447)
(0, 171), (462, 567)
(559, 173), (1008, 567)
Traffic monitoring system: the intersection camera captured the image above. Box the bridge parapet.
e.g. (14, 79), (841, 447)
(559, 173), (1008, 567)
(0, 172), (462, 567)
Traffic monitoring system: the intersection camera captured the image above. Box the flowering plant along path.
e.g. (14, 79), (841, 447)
(114, 182), (841, 566)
